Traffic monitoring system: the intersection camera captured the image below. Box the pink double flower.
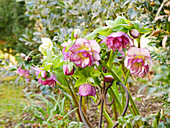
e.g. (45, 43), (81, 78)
(69, 38), (101, 68)
(101, 32), (134, 55)
(124, 47), (153, 77)
(79, 83), (96, 97)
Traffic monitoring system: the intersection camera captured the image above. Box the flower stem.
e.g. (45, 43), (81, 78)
(100, 60), (140, 116)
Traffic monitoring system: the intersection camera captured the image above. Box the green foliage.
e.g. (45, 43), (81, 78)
(138, 64), (170, 108)
(117, 111), (170, 128)
(16, 93), (83, 128)
(21, 0), (152, 48)
(0, 83), (28, 127)
(0, 0), (33, 55)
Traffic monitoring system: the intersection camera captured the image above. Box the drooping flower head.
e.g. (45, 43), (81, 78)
(32, 67), (58, 87)
(124, 47), (153, 77)
(79, 83), (96, 97)
(69, 38), (101, 68)
(16, 66), (29, 78)
(101, 32), (133, 55)
(38, 74), (57, 87)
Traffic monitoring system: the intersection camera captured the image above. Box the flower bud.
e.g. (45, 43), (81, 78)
(41, 71), (47, 78)
(130, 29), (140, 39)
(104, 75), (114, 83)
(25, 56), (32, 62)
(20, 53), (26, 59)
(74, 29), (81, 39)
(150, 1), (154, 6)
(63, 65), (74, 75)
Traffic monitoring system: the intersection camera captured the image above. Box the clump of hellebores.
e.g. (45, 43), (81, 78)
(69, 38), (101, 68)
(101, 31), (134, 55)
(79, 83), (96, 97)
(124, 47), (153, 77)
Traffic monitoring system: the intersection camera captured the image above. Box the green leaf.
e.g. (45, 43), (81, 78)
(105, 16), (126, 28)
(44, 63), (53, 70)
(55, 68), (67, 86)
(85, 32), (97, 40)
(138, 28), (151, 33)
(91, 70), (101, 77)
(74, 78), (87, 87)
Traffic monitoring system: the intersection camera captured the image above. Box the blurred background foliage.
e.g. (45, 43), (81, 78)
(0, 0), (169, 60)
(0, 0), (34, 55)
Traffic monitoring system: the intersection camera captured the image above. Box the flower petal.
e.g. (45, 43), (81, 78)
(89, 40), (101, 53)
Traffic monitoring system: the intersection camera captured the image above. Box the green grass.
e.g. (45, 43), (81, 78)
(0, 83), (28, 127)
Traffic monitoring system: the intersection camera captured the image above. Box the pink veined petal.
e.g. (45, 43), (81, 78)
(124, 57), (133, 68)
(81, 58), (90, 68)
(75, 38), (88, 46)
(89, 40), (101, 53)
(90, 86), (96, 96)
(108, 32), (123, 38)
(127, 47), (140, 56)
(69, 45), (81, 52)
(114, 39), (121, 48)
(70, 53), (81, 61)
(144, 65), (149, 74)
(138, 66), (145, 77)
(140, 48), (151, 58)
(130, 64), (139, 74)
(123, 34), (134, 46)
(135, 66), (143, 75)
(79, 84), (92, 96)
(92, 51), (101, 61)
(84, 42), (91, 49)
(74, 60), (81, 65)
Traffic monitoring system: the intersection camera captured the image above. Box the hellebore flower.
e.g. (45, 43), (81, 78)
(63, 65), (74, 76)
(124, 47), (153, 77)
(69, 38), (101, 68)
(101, 32), (133, 55)
(32, 67), (57, 87)
(79, 83), (96, 97)
(130, 29), (140, 39)
(38, 74), (57, 87)
(16, 66), (29, 78)
(39, 38), (53, 56)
